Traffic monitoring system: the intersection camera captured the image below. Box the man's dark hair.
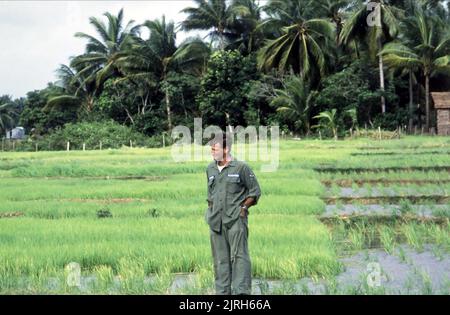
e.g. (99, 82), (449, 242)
(209, 131), (232, 150)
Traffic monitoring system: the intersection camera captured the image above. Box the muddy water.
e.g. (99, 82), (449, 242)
(38, 245), (449, 294)
(327, 187), (449, 198)
(322, 204), (449, 218)
(166, 245), (450, 294)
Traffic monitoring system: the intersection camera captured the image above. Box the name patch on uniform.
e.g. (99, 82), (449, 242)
(227, 174), (240, 178)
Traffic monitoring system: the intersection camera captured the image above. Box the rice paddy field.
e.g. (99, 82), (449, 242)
(0, 136), (449, 294)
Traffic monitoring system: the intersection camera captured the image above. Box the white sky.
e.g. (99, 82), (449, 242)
(0, 0), (206, 99)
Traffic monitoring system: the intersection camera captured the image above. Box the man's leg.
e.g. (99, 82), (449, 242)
(210, 226), (232, 294)
(228, 217), (251, 295)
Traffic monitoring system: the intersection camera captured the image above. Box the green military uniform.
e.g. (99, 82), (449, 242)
(205, 159), (261, 295)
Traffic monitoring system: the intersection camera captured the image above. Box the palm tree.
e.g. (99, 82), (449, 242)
(257, 0), (335, 81)
(313, 108), (338, 140)
(227, 0), (265, 54)
(315, 0), (351, 44)
(120, 16), (210, 131)
(71, 9), (140, 98)
(0, 98), (19, 135)
(340, 0), (403, 113)
(380, 44), (420, 131)
(270, 75), (317, 134)
(345, 107), (358, 131)
(180, 0), (238, 49)
(379, 5), (450, 130)
(45, 64), (97, 113)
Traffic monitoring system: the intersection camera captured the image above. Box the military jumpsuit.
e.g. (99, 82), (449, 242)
(205, 159), (261, 295)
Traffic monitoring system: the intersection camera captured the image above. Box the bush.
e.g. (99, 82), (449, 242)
(372, 109), (409, 131)
(2, 121), (172, 152)
(97, 208), (113, 218)
(147, 208), (160, 218)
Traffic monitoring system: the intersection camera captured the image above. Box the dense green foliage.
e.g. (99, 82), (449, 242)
(2, 0), (450, 142)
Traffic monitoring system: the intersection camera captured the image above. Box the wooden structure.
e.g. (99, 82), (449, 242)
(432, 92), (450, 136)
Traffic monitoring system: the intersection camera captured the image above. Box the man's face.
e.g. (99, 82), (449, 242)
(211, 143), (226, 161)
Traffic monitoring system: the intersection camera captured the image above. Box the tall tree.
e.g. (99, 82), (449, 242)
(120, 16), (210, 131)
(340, 0), (403, 113)
(380, 4), (450, 130)
(257, 0), (335, 82)
(227, 0), (265, 54)
(0, 96), (19, 134)
(46, 64), (98, 113)
(315, 0), (351, 44)
(70, 9), (140, 99)
(270, 75), (317, 134)
(180, 0), (239, 49)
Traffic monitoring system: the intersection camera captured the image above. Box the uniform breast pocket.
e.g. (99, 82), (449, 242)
(226, 176), (242, 193)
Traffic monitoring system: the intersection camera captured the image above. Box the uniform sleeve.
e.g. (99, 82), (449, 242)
(241, 164), (261, 205)
(206, 170), (213, 203)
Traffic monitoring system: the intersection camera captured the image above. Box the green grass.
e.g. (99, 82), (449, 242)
(0, 136), (449, 294)
(0, 216), (341, 285)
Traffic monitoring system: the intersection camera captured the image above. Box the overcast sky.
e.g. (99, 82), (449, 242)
(0, 0), (207, 99)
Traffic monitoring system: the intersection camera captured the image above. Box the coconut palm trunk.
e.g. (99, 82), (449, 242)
(409, 71), (414, 131)
(165, 84), (173, 132)
(87, 96), (95, 113)
(218, 27), (225, 50)
(425, 73), (430, 131)
(378, 39), (386, 114)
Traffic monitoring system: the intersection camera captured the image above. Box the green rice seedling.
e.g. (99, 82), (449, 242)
(361, 224), (377, 249)
(432, 207), (450, 219)
(348, 227), (365, 251)
(439, 278), (450, 295)
(390, 205), (399, 217)
(416, 268), (433, 295)
(116, 257), (147, 294)
(329, 221), (347, 252)
(299, 281), (310, 295)
(152, 266), (175, 294)
(396, 246), (408, 264)
(426, 225), (450, 251)
(379, 226), (396, 254)
(430, 245), (444, 261)
(355, 270), (386, 295)
(398, 199), (413, 215)
(392, 185), (402, 196)
(401, 224), (424, 252)
(403, 272), (419, 295)
(335, 200), (344, 212)
(364, 184), (373, 197)
(92, 265), (115, 294)
(253, 279), (270, 295)
(330, 184), (340, 197)
(190, 268), (214, 295)
(323, 278), (339, 295)
(23, 275), (42, 294)
(272, 280), (297, 295)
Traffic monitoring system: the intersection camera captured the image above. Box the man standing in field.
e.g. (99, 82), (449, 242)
(205, 133), (261, 295)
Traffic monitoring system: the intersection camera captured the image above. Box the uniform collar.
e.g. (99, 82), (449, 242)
(215, 156), (236, 170)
